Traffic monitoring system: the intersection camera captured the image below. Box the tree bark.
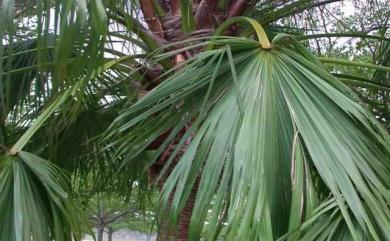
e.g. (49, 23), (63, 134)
(157, 187), (197, 241)
(140, 0), (165, 38)
(97, 226), (104, 241)
(194, 0), (219, 28)
(107, 227), (114, 241)
(143, 1), (261, 240)
(150, 129), (198, 241)
(227, 0), (252, 18)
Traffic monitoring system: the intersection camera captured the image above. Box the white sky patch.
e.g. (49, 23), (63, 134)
(341, 0), (356, 17)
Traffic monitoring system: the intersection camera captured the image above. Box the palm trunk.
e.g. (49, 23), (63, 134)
(157, 188), (197, 241)
(140, 1), (256, 240)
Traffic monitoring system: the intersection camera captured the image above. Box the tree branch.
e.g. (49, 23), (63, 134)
(108, 12), (173, 70)
(195, 0), (219, 28)
(103, 210), (133, 226)
(261, 0), (341, 25)
(140, 0), (165, 38)
(298, 33), (390, 42)
(227, 0), (255, 18)
(217, 0), (258, 35)
(171, 0), (181, 15)
(109, 12), (165, 50)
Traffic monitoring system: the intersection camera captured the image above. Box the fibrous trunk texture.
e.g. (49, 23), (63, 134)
(157, 189), (197, 241)
(140, 0), (254, 240)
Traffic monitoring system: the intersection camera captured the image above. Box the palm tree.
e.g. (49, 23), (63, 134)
(0, 0), (389, 241)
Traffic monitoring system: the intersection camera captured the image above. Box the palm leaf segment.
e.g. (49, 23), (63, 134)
(113, 20), (390, 240)
(0, 151), (81, 241)
(0, 84), (83, 241)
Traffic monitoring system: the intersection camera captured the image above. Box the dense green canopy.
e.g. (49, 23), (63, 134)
(111, 34), (390, 240)
(0, 0), (389, 241)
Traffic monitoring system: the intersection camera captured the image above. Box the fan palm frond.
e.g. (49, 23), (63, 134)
(0, 80), (85, 241)
(0, 151), (82, 241)
(110, 23), (390, 240)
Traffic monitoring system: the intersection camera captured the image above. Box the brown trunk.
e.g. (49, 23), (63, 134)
(140, 0), (165, 38)
(227, 0), (252, 18)
(157, 187), (197, 241)
(170, 0), (181, 15)
(151, 110), (196, 241)
(194, 0), (219, 28)
(142, 1), (258, 240)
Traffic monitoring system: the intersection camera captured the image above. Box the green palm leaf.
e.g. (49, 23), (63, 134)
(111, 32), (390, 240)
(0, 151), (81, 241)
